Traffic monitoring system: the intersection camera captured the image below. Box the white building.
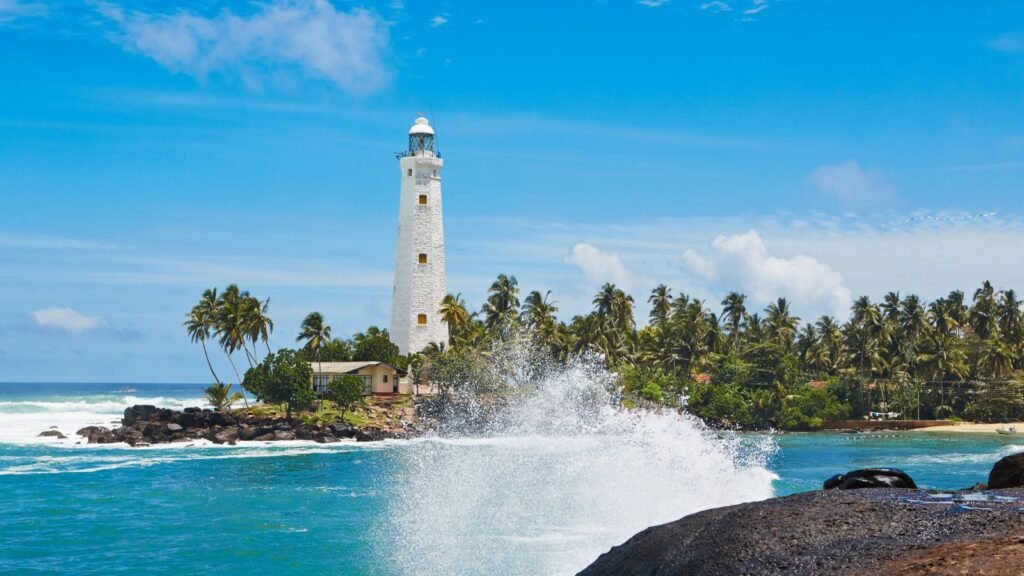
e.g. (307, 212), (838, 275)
(390, 116), (448, 355)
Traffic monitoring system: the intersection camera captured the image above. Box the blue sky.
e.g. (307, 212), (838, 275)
(1, 0), (1024, 382)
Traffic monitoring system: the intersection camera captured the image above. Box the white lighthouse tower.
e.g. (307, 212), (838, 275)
(390, 116), (448, 355)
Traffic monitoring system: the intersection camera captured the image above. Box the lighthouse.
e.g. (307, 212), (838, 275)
(390, 116), (448, 355)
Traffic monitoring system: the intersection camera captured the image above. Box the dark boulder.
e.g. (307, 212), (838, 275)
(252, 432), (276, 442)
(823, 468), (917, 490)
(988, 452), (1024, 489)
(209, 411), (236, 427)
(174, 411), (198, 429)
(166, 423), (184, 434)
(38, 430), (66, 439)
(77, 426), (114, 444)
(157, 408), (174, 422)
(273, 430), (296, 441)
(211, 427), (239, 445)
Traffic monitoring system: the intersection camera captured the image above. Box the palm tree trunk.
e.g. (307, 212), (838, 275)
(225, 352), (249, 408)
(201, 340), (222, 385)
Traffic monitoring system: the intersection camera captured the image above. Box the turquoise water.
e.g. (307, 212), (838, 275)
(1, 382), (1020, 575)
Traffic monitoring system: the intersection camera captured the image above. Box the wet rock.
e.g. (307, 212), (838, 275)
(209, 411), (236, 427)
(823, 468), (917, 490)
(166, 423), (184, 434)
(212, 427), (239, 445)
(252, 433), (276, 442)
(38, 430), (66, 439)
(988, 452), (1024, 489)
(77, 426), (115, 444)
(174, 412), (198, 429)
(273, 430), (296, 441)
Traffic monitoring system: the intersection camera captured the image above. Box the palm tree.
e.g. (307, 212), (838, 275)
(721, 291), (747, 352)
(205, 382), (243, 411)
(245, 296), (275, 358)
(971, 281), (998, 339)
(184, 288), (222, 387)
(438, 293), (471, 345)
(980, 339), (1015, 379)
(217, 284), (257, 367)
(765, 297), (800, 349)
(297, 312), (331, 410)
(522, 290), (559, 331)
(648, 285), (673, 328)
(482, 274), (520, 330)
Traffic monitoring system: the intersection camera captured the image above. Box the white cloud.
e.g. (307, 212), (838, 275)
(565, 243), (633, 289)
(700, 1), (732, 13)
(682, 229), (852, 318)
(638, 0), (670, 7)
(990, 32), (1024, 54)
(95, 1), (390, 93)
(430, 15), (448, 27)
(807, 160), (894, 207)
(744, 0), (768, 15)
(32, 307), (103, 333)
(0, 0), (46, 24)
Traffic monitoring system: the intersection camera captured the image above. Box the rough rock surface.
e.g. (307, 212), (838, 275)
(578, 488), (1024, 576)
(823, 467), (918, 490)
(987, 452), (1024, 489)
(75, 404), (414, 446)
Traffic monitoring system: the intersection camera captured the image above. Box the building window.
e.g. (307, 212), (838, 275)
(383, 375), (389, 383)
(417, 314), (428, 326)
(418, 253), (428, 264)
(407, 168), (412, 176)
(432, 169), (437, 177)
(418, 194), (428, 205)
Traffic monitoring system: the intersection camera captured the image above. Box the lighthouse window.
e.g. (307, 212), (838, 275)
(432, 169), (437, 177)
(407, 169), (412, 176)
(418, 253), (428, 264)
(417, 314), (428, 326)
(418, 194), (428, 205)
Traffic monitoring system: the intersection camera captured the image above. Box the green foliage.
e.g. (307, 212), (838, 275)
(204, 382), (243, 411)
(776, 387), (851, 430)
(328, 375), (366, 415)
(353, 326), (401, 365)
(242, 349), (315, 420)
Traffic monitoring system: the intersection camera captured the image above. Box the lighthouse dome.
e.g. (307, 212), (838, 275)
(409, 116), (434, 135)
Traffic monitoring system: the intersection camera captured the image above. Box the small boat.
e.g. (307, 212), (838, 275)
(997, 426), (1017, 435)
(117, 387), (137, 393)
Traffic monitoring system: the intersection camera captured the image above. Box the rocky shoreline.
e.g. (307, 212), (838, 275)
(580, 455), (1024, 576)
(61, 404), (416, 447)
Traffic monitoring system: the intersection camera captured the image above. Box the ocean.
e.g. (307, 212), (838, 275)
(1, 381), (1020, 575)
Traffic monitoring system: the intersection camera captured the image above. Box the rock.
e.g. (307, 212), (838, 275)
(823, 468), (917, 490)
(211, 427), (239, 445)
(77, 426), (114, 444)
(122, 407), (138, 425)
(174, 412), (198, 429)
(273, 430), (296, 441)
(252, 433), (276, 442)
(157, 408), (174, 422)
(166, 423), (184, 433)
(579, 488), (1024, 576)
(209, 411), (236, 427)
(38, 430), (66, 439)
(988, 452), (1024, 489)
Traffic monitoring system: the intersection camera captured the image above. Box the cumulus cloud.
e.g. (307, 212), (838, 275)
(682, 230), (852, 318)
(32, 307), (103, 333)
(95, 1), (390, 93)
(989, 32), (1024, 54)
(807, 160), (894, 208)
(429, 14), (448, 27)
(565, 243), (633, 289)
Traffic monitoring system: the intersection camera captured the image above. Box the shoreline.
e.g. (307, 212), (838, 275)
(909, 421), (1024, 434)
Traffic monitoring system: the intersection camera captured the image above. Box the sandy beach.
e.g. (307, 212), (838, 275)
(913, 422), (1024, 434)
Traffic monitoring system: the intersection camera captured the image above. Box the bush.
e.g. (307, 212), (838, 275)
(328, 375), (366, 415)
(243, 349), (315, 420)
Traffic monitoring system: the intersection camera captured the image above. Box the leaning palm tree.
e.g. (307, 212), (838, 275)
(217, 284), (257, 367)
(245, 296), (275, 358)
(482, 274), (520, 330)
(438, 293), (471, 345)
(184, 289), (222, 387)
(297, 312), (331, 410)
(522, 290), (559, 330)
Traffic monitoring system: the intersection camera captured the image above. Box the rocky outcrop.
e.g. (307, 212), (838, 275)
(987, 452), (1024, 489)
(823, 467), (917, 490)
(76, 405), (410, 447)
(578, 488), (1024, 576)
(37, 430), (66, 439)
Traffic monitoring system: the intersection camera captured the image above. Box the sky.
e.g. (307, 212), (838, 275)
(1, 0), (1024, 382)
